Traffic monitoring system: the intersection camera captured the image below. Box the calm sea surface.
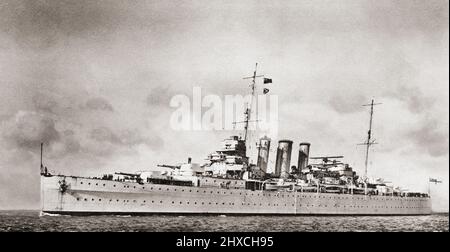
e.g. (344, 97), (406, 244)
(0, 210), (448, 232)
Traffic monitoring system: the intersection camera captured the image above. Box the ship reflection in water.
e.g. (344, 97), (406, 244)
(0, 211), (448, 232)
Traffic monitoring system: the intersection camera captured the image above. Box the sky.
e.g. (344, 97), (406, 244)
(0, 0), (448, 211)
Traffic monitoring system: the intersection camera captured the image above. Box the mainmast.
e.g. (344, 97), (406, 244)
(359, 99), (381, 179)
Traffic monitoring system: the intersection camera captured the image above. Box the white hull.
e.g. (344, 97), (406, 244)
(41, 175), (432, 215)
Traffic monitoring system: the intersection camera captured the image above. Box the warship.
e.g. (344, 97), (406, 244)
(40, 64), (432, 216)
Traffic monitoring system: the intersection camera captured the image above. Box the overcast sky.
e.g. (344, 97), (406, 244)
(0, 0), (448, 211)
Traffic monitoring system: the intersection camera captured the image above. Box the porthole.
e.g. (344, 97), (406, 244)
(113, 185), (116, 187)
(80, 182), (83, 184)
(160, 201), (163, 203)
(84, 198), (87, 201)
(95, 183), (98, 186)
(103, 184), (106, 186)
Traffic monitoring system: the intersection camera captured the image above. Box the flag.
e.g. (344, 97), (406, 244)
(429, 178), (442, 183)
(263, 78), (272, 84)
(263, 88), (269, 94)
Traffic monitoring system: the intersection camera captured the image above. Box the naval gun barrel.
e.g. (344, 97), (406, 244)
(157, 164), (181, 169)
(114, 172), (140, 176)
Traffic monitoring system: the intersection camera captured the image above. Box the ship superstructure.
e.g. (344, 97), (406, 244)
(40, 65), (432, 216)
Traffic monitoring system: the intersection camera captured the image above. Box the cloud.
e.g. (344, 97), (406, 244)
(1, 111), (60, 152)
(84, 97), (114, 112)
(385, 85), (435, 114)
(90, 127), (163, 150)
(90, 127), (121, 144)
(328, 94), (367, 114)
(146, 86), (172, 107)
(32, 93), (58, 114)
(120, 129), (163, 149)
(0, 0), (126, 50)
(406, 119), (449, 157)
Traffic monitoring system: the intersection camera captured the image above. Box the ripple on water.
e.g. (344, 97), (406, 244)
(0, 211), (448, 232)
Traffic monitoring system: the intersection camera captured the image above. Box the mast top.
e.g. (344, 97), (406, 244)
(359, 99), (382, 179)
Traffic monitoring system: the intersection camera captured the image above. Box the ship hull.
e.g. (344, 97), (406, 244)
(41, 175), (432, 216)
